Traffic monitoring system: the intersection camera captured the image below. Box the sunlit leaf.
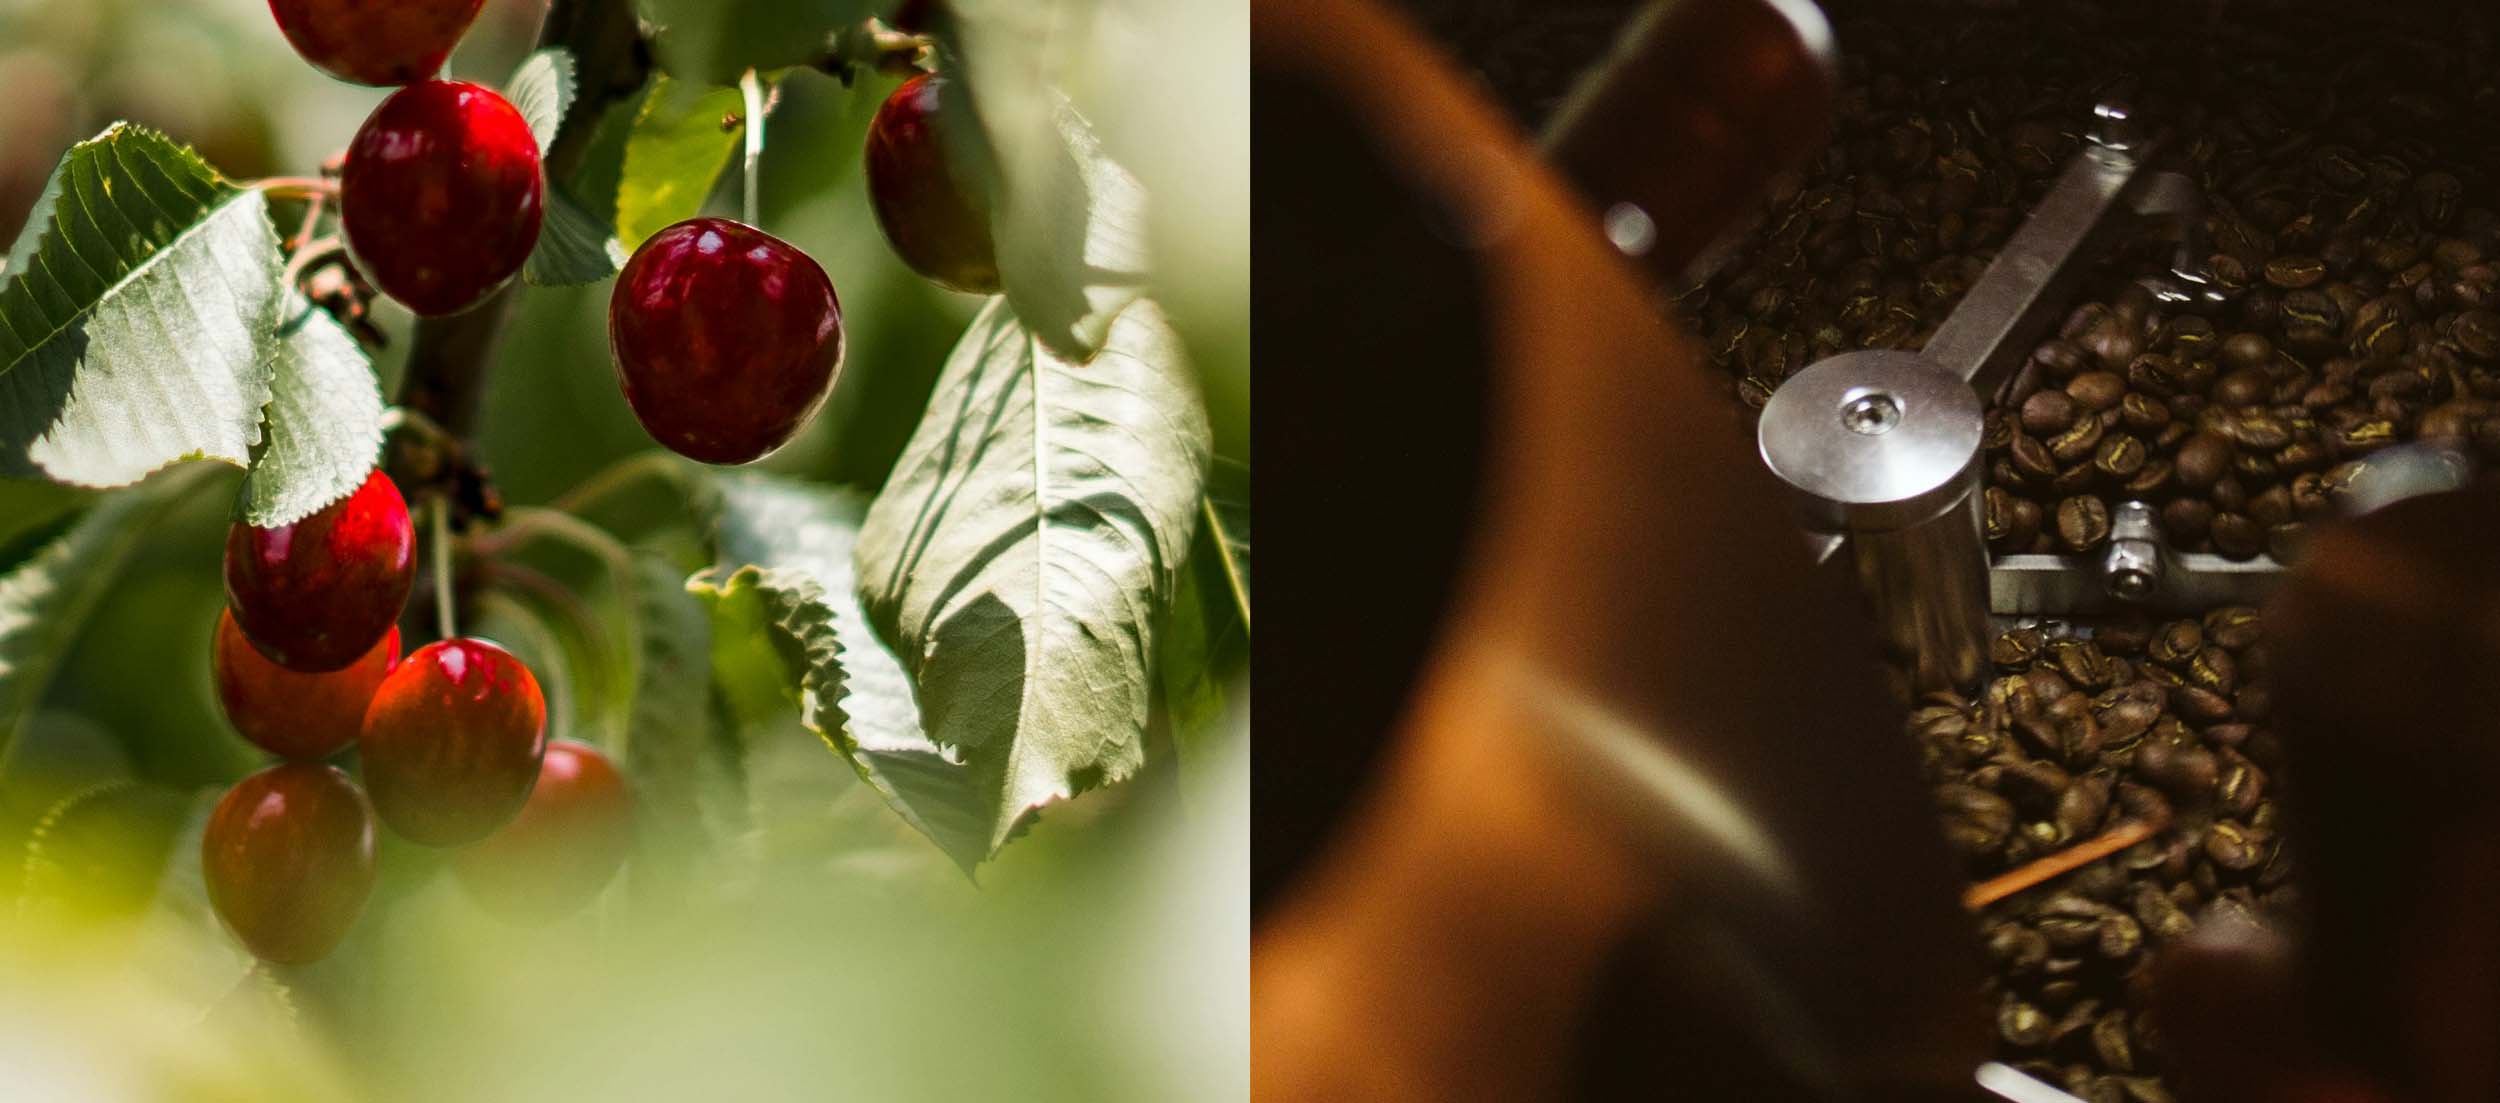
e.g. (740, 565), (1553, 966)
(694, 474), (991, 869)
(0, 125), (287, 488)
(509, 47), (581, 155)
(854, 297), (1208, 855)
(614, 74), (747, 249)
(944, 9), (1152, 359)
(236, 291), (383, 527)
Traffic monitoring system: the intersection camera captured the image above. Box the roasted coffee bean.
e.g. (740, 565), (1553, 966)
(2161, 497), (2215, 545)
(2174, 432), (2235, 489)
(2188, 646), (2239, 695)
(2068, 371), (2128, 412)
(2049, 639), (2113, 689)
(2013, 433), (2061, 481)
(2214, 367), (2271, 408)
(2056, 496), (2113, 551)
(2210, 512), (2266, 559)
(2262, 255), (2326, 289)
(2149, 621), (2203, 666)
(1993, 627), (2046, 668)
(2093, 435), (2149, 480)
(2021, 388), (2081, 434)
(2117, 393), (2169, 434)
(2050, 414), (2109, 463)
(2204, 607), (2263, 650)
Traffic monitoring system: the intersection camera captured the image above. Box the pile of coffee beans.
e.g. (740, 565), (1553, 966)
(1680, 2), (2500, 560)
(1910, 608), (2286, 1099)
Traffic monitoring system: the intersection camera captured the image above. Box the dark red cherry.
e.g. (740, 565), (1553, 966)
(454, 741), (633, 921)
(359, 638), (548, 847)
(609, 218), (845, 464)
(342, 80), (544, 316)
(202, 762), (377, 964)
(214, 610), (398, 760)
(865, 72), (1000, 293)
(267, 0), (485, 86)
(223, 468), (415, 673)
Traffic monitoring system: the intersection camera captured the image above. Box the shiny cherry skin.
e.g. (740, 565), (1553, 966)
(865, 72), (1000, 293)
(213, 610), (398, 759)
(202, 762), (377, 964)
(454, 741), (633, 921)
(223, 468), (415, 673)
(359, 638), (548, 847)
(267, 0), (486, 86)
(609, 218), (845, 465)
(342, 80), (544, 316)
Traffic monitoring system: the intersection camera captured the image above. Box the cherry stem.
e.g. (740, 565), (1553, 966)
(250, 177), (339, 201)
(280, 235), (346, 294)
(290, 191), (327, 253)
(431, 495), (457, 640)
(475, 506), (635, 585)
(740, 69), (766, 227)
(541, 451), (688, 521)
(1961, 816), (2168, 911)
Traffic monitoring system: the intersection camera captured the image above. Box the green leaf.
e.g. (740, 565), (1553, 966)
(509, 47), (580, 156)
(523, 187), (630, 287)
(854, 297), (1209, 855)
(693, 474), (992, 870)
(614, 74), (748, 249)
(0, 124), (287, 487)
(236, 291), (382, 527)
(1160, 460), (1249, 747)
(636, 0), (875, 87)
(946, 28), (1151, 359)
(0, 469), (205, 757)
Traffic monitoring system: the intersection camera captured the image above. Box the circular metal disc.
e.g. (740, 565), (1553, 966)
(1757, 350), (1985, 532)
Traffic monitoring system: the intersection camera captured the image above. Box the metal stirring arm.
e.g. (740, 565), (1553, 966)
(1763, 97), (2257, 697)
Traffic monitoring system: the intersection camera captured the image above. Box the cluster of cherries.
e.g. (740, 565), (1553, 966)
(207, 469), (631, 963)
(206, 0), (1002, 962)
(277, 0), (998, 469)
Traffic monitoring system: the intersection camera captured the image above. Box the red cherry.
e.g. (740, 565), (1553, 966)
(359, 638), (548, 847)
(267, 0), (485, 87)
(223, 469), (415, 673)
(609, 218), (845, 464)
(213, 610), (398, 760)
(865, 72), (1000, 293)
(454, 741), (633, 921)
(202, 762), (377, 964)
(342, 80), (545, 316)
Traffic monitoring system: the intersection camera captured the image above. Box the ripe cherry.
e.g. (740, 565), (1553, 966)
(202, 762), (377, 964)
(454, 741), (633, 921)
(267, 0), (486, 87)
(342, 80), (544, 316)
(223, 468), (415, 673)
(609, 218), (845, 464)
(359, 638), (548, 847)
(865, 72), (1000, 293)
(213, 610), (398, 760)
